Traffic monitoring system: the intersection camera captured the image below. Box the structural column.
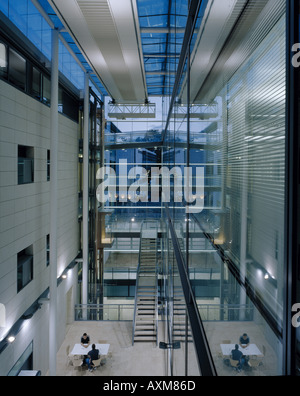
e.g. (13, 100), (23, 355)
(82, 72), (90, 312)
(49, 28), (59, 377)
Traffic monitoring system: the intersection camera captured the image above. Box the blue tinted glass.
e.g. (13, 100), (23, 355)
(138, 0), (169, 28)
(27, 1), (43, 51)
(0, 0), (9, 16)
(9, 0), (28, 36)
(41, 19), (52, 60)
(70, 64), (84, 89)
(37, 0), (64, 29)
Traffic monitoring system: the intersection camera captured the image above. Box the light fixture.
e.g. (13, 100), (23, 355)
(131, 218), (135, 222)
(264, 273), (269, 280)
(62, 274), (67, 280)
(8, 336), (15, 343)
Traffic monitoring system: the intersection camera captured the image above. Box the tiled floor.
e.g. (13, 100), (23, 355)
(56, 321), (167, 377)
(56, 320), (282, 376)
(204, 321), (281, 376)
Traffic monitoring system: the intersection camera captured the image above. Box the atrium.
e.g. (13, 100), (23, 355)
(0, 0), (299, 377)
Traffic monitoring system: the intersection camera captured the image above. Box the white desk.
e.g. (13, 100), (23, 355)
(221, 344), (263, 357)
(70, 344), (110, 357)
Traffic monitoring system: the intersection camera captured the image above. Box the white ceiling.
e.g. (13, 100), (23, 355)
(50, 0), (147, 103)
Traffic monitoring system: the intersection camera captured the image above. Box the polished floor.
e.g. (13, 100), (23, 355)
(56, 319), (280, 376)
(56, 321), (167, 376)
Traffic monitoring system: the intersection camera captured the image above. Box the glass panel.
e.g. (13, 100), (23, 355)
(9, 48), (26, 90)
(17, 254), (33, 293)
(0, 42), (8, 79)
(7, 342), (33, 376)
(27, 0), (43, 51)
(42, 75), (51, 106)
(9, 0), (28, 36)
(164, 0), (286, 377)
(0, 0), (9, 16)
(29, 66), (41, 99)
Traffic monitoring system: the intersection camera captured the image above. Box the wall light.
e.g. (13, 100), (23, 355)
(8, 336), (16, 343)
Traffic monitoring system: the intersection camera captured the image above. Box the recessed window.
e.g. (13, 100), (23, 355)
(9, 48), (26, 91)
(17, 247), (33, 293)
(18, 145), (34, 185)
(47, 150), (50, 181)
(0, 42), (8, 79)
(42, 75), (51, 106)
(46, 235), (50, 267)
(29, 65), (42, 100)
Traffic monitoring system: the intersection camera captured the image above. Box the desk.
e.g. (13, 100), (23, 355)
(220, 344), (263, 357)
(70, 344), (110, 356)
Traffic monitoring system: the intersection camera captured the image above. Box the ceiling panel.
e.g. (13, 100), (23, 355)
(49, 0), (147, 103)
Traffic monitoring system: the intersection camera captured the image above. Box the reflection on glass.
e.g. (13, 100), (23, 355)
(0, 43), (7, 78)
(9, 48), (26, 91)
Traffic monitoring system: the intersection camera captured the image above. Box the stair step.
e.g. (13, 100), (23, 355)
(136, 315), (156, 320)
(137, 286), (156, 290)
(137, 305), (156, 309)
(137, 310), (155, 314)
(134, 337), (157, 342)
(135, 329), (156, 334)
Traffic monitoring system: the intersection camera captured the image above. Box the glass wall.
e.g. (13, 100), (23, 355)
(164, 0), (287, 376)
(0, 0), (85, 90)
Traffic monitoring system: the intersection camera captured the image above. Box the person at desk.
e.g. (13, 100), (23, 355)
(86, 344), (100, 372)
(239, 333), (250, 349)
(231, 344), (245, 372)
(81, 333), (91, 348)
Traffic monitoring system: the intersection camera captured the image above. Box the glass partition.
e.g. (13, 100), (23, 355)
(163, 0), (287, 376)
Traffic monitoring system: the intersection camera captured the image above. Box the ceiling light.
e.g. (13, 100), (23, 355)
(8, 336), (15, 343)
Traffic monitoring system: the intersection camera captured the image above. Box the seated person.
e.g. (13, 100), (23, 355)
(239, 333), (250, 348)
(231, 344), (245, 370)
(86, 344), (100, 372)
(81, 333), (90, 348)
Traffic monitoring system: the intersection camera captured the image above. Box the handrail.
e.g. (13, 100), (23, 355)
(75, 304), (134, 321)
(165, 205), (217, 376)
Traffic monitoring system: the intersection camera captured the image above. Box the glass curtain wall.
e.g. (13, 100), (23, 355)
(164, 0), (287, 376)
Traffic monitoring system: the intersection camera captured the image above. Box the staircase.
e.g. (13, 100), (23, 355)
(133, 227), (158, 345)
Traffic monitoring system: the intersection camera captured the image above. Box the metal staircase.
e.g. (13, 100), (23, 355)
(132, 222), (159, 345)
